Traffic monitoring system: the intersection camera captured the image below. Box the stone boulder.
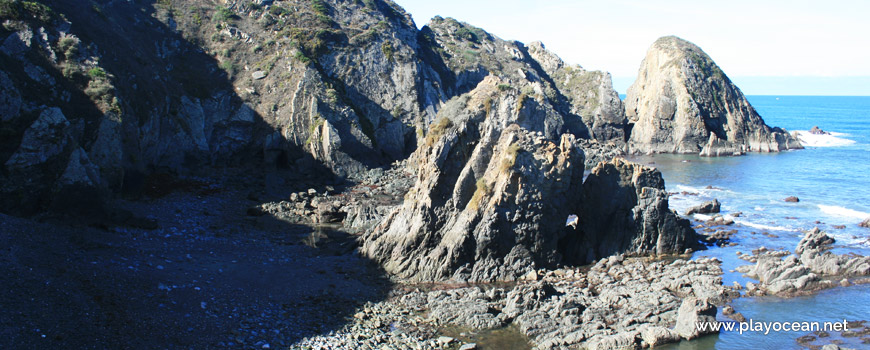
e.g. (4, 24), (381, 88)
(859, 218), (870, 228)
(673, 297), (718, 340)
(796, 227), (835, 255)
(624, 36), (802, 156)
(685, 199), (721, 215)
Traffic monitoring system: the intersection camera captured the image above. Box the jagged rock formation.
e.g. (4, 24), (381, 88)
(361, 76), (586, 282)
(737, 228), (870, 296)
(624, 36), (802, 156)
(0, 1), (631, 216)
(361, 77), (699, 282)
(578, 158), (699, 262)
(527, 41), (626, 143)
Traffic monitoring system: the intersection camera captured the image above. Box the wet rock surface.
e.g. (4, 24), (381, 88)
(795, 320), (870, 350)
(736, 228), (870, 296)
(685, 199), (721, 215)
(293, 256), (735, 349)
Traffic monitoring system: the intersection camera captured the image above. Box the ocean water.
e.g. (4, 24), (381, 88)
(637, 96), (870, 350)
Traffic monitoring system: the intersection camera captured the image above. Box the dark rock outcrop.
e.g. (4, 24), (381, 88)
(361, 76), (699, 282)
(859, 218), (870, 228)
(578, 158), (699, 263)
(1, 2), (634, 217)
(685, 199), (721, 215)
(361, 76), (587, 282)
(784, 196), (800, 203)
(624, 36), (802, 156)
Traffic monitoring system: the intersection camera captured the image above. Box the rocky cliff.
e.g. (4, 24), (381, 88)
(0, 0), (632, 217)
(1, 1), (700, 281)
(624, 36), (802, 156)
(579, 158), (698, 260)
(361, 77), (699, 282)
(360, 76), (586, 282)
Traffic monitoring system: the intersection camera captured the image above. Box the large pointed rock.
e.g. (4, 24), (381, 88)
(361, 76), (585, 282)
(624, 36), (802, 156)
(361, 77), (700, 282)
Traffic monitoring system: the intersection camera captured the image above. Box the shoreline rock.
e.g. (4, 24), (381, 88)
(685, 199), (721, 215)
(736, 228), (870, 296)
(361, 77), (700, 283)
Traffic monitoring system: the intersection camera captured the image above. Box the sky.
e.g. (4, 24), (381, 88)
(393, 0), (870, 96)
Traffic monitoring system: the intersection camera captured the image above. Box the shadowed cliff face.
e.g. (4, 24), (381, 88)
(0, 0), (633, 217)
(624, 36), (803, 156)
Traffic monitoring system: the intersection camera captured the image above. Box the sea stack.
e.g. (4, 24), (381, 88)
(624, 36), (802, 156)
(361, 76), (699, 283)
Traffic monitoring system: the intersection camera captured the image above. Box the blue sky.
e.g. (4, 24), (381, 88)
(394, 0), (870, 96)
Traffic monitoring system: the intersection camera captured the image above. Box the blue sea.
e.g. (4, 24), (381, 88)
(638, 96), (870, 350)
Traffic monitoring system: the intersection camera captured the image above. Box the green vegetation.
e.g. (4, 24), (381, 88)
(497, 84), (512, 92)
(0, 0), (55, 22)
(362, 0), (377, 11)
(219, 60), (236, 73)
(311, 0), (328, 14)
(469, 178), (492, 211)
(90, 2), (105, 19)
(305, 115), (325, 146)
(294, 50), (311, 64)
(326, 88), (339, 104)
(61, 63), (79, 79)
(215, 6), (234, 22)
(462, 49), (478, 61)
(381, 41), (394, 61)
(286, 26), (343, 60)
(58, 36), (78, 59)
(454, 25), (487, 44)
(269, 5), (289, 17)
(87, 67), (107, 79)
(84, 77), (113, 99)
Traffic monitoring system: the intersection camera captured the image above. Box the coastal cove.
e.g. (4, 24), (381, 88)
(2, 1), (869, 349)
(641, 95), (870, 349)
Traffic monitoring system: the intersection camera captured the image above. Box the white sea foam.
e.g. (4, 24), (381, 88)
(795, 131), (856, 147)
(734, 219), (797, 232)
(818, 204), (870, 220)
(693, 214), (713, 221)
